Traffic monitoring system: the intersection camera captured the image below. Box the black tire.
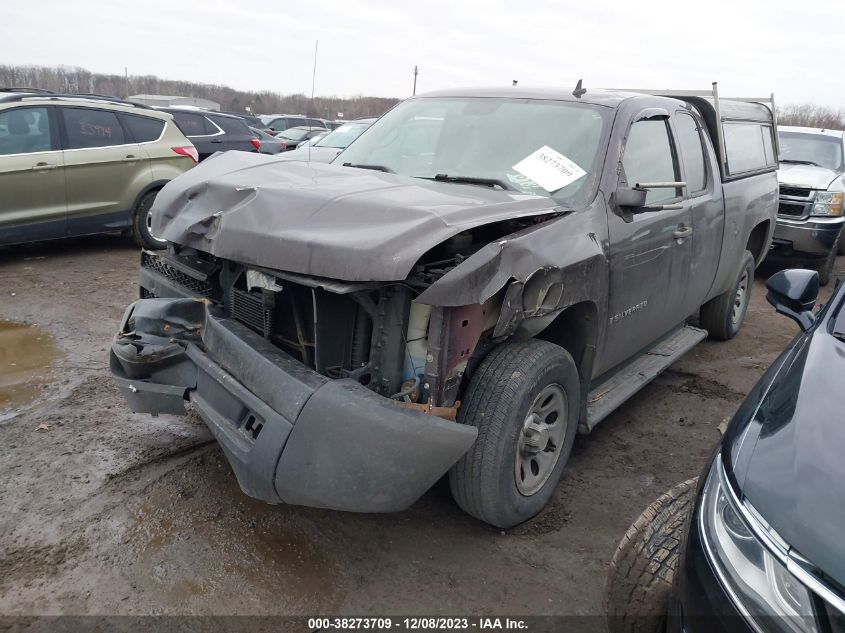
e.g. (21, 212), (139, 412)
(699, 250), (755, 340)
(131, 190), (166, 250)
(816, 234), (840, 287)
(605, 478), (698, 633)
(838, 228), (845, 256)
(449, 339), (580, 529)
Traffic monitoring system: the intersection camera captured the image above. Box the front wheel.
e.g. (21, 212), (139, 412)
(699, 250), (755, 340)
(132, 190), (167, 250)
(449, 339), (580, 529)
(605, 479), (698, 633)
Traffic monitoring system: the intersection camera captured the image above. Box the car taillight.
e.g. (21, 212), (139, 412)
(172, 146), (199, 163)
(250, 138), (261, 150)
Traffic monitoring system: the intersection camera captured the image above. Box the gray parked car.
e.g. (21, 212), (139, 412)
(768, 125), (845, 285)
(283, 118), (376, 162)
(249, 126), (286, 154)
(110, 85), (777, 528)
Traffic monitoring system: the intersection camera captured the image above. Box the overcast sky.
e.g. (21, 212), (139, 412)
(2, 0), (843, 107)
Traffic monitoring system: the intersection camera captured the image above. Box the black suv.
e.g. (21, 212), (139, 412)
(607, 269), (845, 633)
(161, 109), (259, 161)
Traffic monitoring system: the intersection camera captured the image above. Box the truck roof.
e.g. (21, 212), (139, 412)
(779, 125), (845, 139)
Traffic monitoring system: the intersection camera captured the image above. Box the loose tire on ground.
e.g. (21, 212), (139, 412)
(816, 233), (840, 287)
(449, 339), (580, 529)
(132, 190), (166, 250)
(700, 250), (755, 340)
(605, 478), (698, 633)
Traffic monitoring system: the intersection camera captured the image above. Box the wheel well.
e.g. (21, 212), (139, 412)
(132, 181), (167, 213)
(746, 221), (770, 266)
(535, 301), (598, 382)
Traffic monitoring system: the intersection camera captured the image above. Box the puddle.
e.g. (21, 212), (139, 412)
(0, 320), (62, 414)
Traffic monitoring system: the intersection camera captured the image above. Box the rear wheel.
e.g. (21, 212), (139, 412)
(605, 479), (698, 633)
(699, 250), (755, 340)
(131, 190), (166, 250)
(449, 339), (580, 529)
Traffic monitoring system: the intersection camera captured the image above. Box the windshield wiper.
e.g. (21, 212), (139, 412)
(426, 174), (513, 191)
(780, 158), (823, 167)
(342, 162), (394, 173)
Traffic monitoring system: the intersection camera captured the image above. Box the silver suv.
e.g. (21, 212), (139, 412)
(0, 90), (197, 249)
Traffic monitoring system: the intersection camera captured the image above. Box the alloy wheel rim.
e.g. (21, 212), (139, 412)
(514, 383), (568, 496)
(146, 208), (167, 245)
(732, 270), (750, 325)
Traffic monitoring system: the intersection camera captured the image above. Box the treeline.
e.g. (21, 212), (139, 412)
(0, 64), (399, 119)
(778, 104), (845, 130)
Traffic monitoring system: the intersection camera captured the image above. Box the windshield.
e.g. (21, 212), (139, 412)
(333, 97), (610, 204)
(779, 132), (844, 171)
(280, 128), (310, 142)
(315, 122), (370, 149)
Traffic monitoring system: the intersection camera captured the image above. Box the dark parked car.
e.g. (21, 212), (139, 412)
(161, 108), (260, 161)
(282, 118), (376, 162)
(768, 126), (845, 286)
(606, 268), (845, 633)
(259, 114), (328, 135)
(110, 85), (777, 529)
(220, 110), (269, 132)
(275, 125), (328, 149)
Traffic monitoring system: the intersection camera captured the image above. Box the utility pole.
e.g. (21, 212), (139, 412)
(412, 65), (418, 96)
(124, 67), (129, 99)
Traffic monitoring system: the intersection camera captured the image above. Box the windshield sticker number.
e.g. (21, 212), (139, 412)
(512, 146), (586, 192)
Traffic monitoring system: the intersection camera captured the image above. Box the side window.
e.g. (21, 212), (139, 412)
(121, 114), (165, 143)
(675, 113), (707, 193)
(724, 122), (776, 175)
(62, 108), (126, 149)
(212, 116), (248, 135)
(307, 119), (324, 128)
(0, 107), (55, 155)
(171, 112), (211, 137)
(622, 119), (679, 204)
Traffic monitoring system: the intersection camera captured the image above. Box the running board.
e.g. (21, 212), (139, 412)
(582, 325), (707, 433)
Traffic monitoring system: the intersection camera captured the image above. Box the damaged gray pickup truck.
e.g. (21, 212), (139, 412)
(110, 85), (779, 528)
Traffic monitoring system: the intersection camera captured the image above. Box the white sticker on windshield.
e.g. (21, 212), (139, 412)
(512, 146), (586, 192)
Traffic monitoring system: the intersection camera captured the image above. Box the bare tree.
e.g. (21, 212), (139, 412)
(779, 104), (845, 131)
(0, 64), (399, 119)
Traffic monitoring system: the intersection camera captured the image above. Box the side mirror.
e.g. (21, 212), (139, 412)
(616, 182), (686, 213)
(765, 269), (819, 331)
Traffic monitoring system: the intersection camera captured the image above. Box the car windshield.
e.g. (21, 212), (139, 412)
(279, 127), (311, 142)
(779, 132), (844, 171)
(315, 122), (371, 149)
(334, 97), (610, 204)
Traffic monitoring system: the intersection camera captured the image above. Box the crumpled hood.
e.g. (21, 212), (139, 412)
(726, 330), (845, 588)
(777, 162), (844, 190)
(153, 151), (559, 281)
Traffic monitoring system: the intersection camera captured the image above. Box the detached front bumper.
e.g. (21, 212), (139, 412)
(770, 216), (844, 261)
(110, 298), (477, 512)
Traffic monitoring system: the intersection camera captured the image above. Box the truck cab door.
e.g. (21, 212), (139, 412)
(600, 112), (693, 373)
(672, 107), (725, 313)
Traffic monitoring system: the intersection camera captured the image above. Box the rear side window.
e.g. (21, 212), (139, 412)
(171, 112), (213, 137)
(122, 114), (164, 143)
(675, 113), (707, 193)
(623, 119), (680, 204)
(724, 122), (777, 175)
(62, 108), (126, 149)
(210, 115), (250, 135)
(307, 119), (325, 128)
(0, 107), (55, 155)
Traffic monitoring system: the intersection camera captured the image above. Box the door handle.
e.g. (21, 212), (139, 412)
(673, 225), (692, 240)
(32, 162), (58, 171)
(122, 155), (138, 162)
(210, 139), (223, 144)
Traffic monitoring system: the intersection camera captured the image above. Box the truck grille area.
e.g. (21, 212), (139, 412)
(230, 288), (274, 337)
(778, 202), (807, 218)
(141, 252), (213, 297)
(779, 185), (812, 198)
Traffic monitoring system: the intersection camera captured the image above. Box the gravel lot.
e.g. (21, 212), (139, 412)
(0, 236), (837, 619)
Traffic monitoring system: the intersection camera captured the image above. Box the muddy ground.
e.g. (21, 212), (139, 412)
(0, 236), (836, 620)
